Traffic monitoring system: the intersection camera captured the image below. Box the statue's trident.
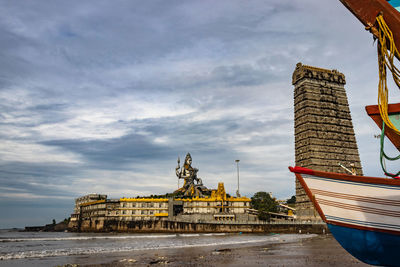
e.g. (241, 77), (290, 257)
(176, 157), (180, 188)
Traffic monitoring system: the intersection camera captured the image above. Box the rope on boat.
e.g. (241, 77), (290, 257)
(376, 14), (400, 135)
(380, 122), (400, 178)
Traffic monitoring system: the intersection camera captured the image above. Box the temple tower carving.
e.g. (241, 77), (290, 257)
(292, 63), (363, 222)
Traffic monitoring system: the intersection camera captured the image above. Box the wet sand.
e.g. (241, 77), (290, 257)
(77, 234), (368, 267)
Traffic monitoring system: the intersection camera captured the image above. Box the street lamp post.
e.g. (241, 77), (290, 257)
(235, 160), (240, 197)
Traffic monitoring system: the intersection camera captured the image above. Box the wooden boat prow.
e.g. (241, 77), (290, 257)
(288, 1), (400, 266)
(366, 103), (400, 152)
(289, 166), (400, 266)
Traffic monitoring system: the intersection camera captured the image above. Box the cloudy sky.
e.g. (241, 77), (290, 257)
(1, 0), (400, 228)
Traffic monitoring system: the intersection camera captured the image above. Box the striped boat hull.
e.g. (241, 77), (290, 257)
(289, 166), (400, 266)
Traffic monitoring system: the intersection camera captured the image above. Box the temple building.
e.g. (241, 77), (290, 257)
(68, 154), (254, 231)
(292, 63), (363, 222)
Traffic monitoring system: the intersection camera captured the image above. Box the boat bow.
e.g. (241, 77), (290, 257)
(289, 166), (400, 266)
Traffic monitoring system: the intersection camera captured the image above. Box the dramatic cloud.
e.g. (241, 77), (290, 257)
(0, 0), (398, 228)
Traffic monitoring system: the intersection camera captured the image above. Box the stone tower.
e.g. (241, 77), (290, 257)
(292, 63), (363, 222)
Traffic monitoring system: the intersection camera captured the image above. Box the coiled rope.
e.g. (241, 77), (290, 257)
(376, 14), (400, 135)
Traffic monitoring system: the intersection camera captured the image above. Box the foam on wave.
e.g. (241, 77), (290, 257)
(0, 234), (316, 260)
(0, 233), (227, 242)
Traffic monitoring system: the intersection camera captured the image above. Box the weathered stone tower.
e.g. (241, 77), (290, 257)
(292, 63), (363, 222)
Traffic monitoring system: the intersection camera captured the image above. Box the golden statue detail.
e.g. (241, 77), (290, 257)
(175, 153), (207, 197)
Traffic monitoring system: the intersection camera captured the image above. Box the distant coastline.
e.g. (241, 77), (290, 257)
(24, 220), (68, 232)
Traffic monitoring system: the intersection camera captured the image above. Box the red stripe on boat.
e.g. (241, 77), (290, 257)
(288, 166), (315, 175)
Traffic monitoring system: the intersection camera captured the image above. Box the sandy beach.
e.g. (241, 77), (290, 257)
(0, 232), (369, 267)
(76, 234), (368, 267)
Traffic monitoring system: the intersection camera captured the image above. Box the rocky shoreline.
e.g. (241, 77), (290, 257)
(24, 221), (68, 232)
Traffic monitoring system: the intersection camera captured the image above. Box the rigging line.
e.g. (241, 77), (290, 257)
(380, 122), (400, 178)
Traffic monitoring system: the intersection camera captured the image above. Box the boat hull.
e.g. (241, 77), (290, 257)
(328, 223), (400, 266)
(289, 166), (400, 266)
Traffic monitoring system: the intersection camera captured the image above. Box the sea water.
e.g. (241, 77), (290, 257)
(0, 229), (314, 266)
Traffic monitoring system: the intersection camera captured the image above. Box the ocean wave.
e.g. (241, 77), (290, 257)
(201, 233), (226, 236)
(0, 234), (316, 260)
(0, 233), (226, 243)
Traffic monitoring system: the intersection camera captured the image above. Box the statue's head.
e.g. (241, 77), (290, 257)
(184, 153), (192, 166)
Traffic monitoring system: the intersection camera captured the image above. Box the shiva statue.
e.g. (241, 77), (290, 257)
(175, 153), (207, 197)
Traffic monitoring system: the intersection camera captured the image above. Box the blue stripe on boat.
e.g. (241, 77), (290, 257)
(303, 175), (400, 190)
(326, 215), (400, 231)
(328, 224), (400, 266)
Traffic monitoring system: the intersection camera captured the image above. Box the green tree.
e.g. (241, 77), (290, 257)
(287, 195), (296, 204)
(251, 192), (278, 220)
